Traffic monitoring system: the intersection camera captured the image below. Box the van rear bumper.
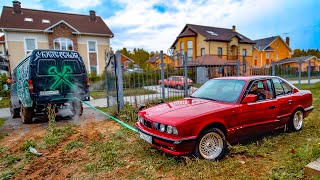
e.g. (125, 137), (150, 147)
(32, 93), (90, 106)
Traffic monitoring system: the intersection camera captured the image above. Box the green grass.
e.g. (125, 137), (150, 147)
(0, 118), (7, 127)
(65, 138), (84, 151)
(91, 88), (157, 99)
(42, 125), (76, 148)
(20, 139), (37, 152)
(0, 97), (10, 108)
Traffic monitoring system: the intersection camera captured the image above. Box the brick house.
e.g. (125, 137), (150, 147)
(0, 1), (113, 75)
(253, 36), (291, 68)
(170, 24), (256, 68)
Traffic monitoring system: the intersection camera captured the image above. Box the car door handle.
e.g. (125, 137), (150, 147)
(269, 105), (277, 109)
(288, 100), (293, 104)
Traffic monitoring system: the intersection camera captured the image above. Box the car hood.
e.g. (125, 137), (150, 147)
(140, 98), (235, 125)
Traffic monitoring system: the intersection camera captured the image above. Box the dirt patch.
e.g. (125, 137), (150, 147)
(0, 108), (121, 179)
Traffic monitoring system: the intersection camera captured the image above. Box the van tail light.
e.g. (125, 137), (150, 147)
(86, 78), (90, 88)
(28, 80), (34, 93)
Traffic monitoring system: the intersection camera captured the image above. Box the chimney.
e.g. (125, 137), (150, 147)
(286, 37), (290, 46)
(89, 10), (96, 21)
(232, 25), (236, 32)
(13, 1), (22, 14)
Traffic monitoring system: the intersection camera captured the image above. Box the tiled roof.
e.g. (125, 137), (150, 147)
(178, 28), (197, 38)
(146, 55), (159, 63)
(253, 36), (278, 51)
(171, 24), (255, 48)
(276, 56), (318, 65)
(177, 55), (234, 67)
(0, 6), (113, 36)
(187, 24), (255, 44)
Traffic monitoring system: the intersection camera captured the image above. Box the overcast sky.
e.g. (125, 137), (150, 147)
(1, 0), (319, 52)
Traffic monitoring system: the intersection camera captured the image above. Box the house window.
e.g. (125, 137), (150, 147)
(180, 42), (184, 52)
(218, 47), (222, 57)
(90, 66), (97, 74)
(242, 49), (247, 56)
(25, 38), (36, 55)
(201, 48), (205, 56)
(266, 53), (269, 59)
(0, 44), (4, 55)
(254, 54), (257, 59)
(54, 38), (73, 50)
(88, 41), (96, 52)
(276, 53), (279, 60)
(187, 41), (193, 61)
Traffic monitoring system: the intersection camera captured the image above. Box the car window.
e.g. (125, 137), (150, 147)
(191, 79), (246, 103)
(272, 78), (285, 96)
(266, 80), (275, 99)
(248, 80), (268, 101)
(62, 60), (81, 74)
(37, 59), (56, 75)
(281, 81), (293, 94)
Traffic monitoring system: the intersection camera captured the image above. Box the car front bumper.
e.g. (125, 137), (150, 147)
(135, 122), (197, 156)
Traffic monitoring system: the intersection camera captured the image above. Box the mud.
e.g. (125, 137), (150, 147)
(0, 108), (121, 179)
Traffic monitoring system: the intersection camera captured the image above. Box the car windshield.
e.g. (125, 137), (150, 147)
(191, 79), (246, 103)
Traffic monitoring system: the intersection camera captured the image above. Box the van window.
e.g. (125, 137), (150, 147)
(63, 60), (81, 74)
(38, 59), (56, 75)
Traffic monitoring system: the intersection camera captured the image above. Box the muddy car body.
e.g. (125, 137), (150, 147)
(136, 76), (313, 160)
(10, 49), (90, 123)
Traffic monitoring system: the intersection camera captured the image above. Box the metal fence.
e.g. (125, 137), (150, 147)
(94, 50), (320, 112)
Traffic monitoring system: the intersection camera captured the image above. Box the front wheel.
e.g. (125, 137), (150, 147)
(20, 105), (34, 124)
(10, 103), (20, 118)
(289, 109), (304, 131)
(176, 85), (182, 90)
(194, 128), (227, 160)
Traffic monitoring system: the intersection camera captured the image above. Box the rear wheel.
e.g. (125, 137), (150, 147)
(71, 101), (83, 117)
(10, 103), (20, 118)
(176, 85), (182, 90)
(20, 105), (34, 124)
(289, 109), (304, 131)
(194, 128), (227, 160)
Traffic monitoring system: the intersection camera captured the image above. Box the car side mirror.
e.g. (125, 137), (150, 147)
(242, 94), (258, 104)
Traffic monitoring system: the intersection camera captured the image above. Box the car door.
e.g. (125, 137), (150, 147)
(239, 79), (279, 137)
(272, 78), (295, 124)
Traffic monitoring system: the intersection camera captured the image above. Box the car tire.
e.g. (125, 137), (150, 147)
(71, 101), (83, 117)
(10, 104), (20, 118)
(176, 85), (182, 90)
(20, 105), (34, 124)
(194, 128), (227, 160)
(289, 109), (304, 131)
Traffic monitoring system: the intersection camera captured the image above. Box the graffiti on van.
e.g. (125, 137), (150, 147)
(34, 51), (79, 61)
(16, 59), (33, 108)
(48, 66), (76, 90)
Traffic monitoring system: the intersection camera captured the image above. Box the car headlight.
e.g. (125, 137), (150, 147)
(138, 115), (144, 124)
(167, 125), (173, 134)
(160, 124), (166, 132)
(172, 127), (178, 135)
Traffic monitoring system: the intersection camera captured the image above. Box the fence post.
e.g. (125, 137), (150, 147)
(237, 60), (240, 76)
(308, 59), (311, 87)
(115, 51), (124, 111)
(184, 51), (188, 97)
(298, 59), (302, 89)
(272, 61), (275, 76)
(160, 51), (165, 102)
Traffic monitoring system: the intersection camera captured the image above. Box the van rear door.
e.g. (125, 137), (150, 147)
(35, 58), (62, 97)
(61, 59), (87, 96)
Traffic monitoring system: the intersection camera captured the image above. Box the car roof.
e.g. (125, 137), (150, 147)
(215, 76), (280, 81)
